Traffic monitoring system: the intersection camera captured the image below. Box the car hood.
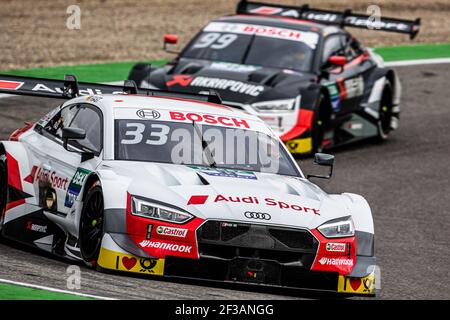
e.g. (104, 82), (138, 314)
(101, 161), (349, 230)
(149, 59), (315, 104)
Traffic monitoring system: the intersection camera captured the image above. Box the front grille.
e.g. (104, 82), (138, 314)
(199, 221), (250, 242)
(197, 220), (318, 268)
(268, 228), (315, 250)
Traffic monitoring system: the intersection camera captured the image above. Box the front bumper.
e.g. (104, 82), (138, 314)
(98, 243), (375, 296)
(97, 218), (376, 296)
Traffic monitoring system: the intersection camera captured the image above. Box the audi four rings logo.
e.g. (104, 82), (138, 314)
(136, 109), (161, 119)
(244, 211), (271, 220)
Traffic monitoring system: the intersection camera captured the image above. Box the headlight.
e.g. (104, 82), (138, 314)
(250, 98), (297, 113)
(131, 196), (193, 224)
(318, 216), (355, 238)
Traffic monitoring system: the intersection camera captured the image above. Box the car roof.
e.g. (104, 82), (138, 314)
(65, 94), (273, 134)
(90, 94), (249, 116)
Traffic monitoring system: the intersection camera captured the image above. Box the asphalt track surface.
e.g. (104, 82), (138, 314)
(0, 63), (449, 300)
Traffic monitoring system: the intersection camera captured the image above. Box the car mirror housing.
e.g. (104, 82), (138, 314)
(62, 127), (86, 140)
(164, 34), (178, 45)
(307, 153), (335, 180)
(61, 127), (93, 161)
(163, 34), (180, 54)
(328, 56), (347, 66)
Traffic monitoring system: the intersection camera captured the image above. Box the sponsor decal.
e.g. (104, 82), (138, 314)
(215, 195), (321, 215)
(344, 76), (364, 99)
(139, 240), (192, 253)
(249, 5), (300, 18)
(166, 75), (194, 87)
(286, 138), (313, 154)
(244, 211), (271, 221)
(338, 272), (375, 294)
(326, 242), (347, 253)
(97, 247), (164, 275)
(204, 22), (319, 48)
(187, 195), (209, 205)
(210, 62), (260, 73)
(136, 109), (161, 120)
(156, 226), (188, 238)
(325, 83), (341, 111)
(189, 166), (257, 180)
(345, 17), (410, 31)
(167, 74), (265, 97)
(190, 76), (264, 97)
(64, 167), (91, 208)
(37, 108), (60, 127)
(26, 221), (48, 233)
(0, 80), (24, 90)
(85, 95), (103, 103)
(187, 194), (320, 215)
(24, 166), (39, 184)
(30, 84), (125, 96)
(169, 111), (250, 129)
(138, 258), (159, 273)
(249, 6), (283, 15)
(318, 257), (354, 266)
(33, 167), (69, 190)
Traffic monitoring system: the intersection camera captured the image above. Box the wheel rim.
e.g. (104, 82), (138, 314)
(379, 85), (393, 138)
(380, 104), (392, 134)
(80, 189), (104, 261)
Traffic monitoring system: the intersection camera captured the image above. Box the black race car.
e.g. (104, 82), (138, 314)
(129, 0), (420, 155)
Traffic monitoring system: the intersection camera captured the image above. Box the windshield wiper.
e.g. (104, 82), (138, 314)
(241, 33), (256, 65)
(192, 121), (216, 167)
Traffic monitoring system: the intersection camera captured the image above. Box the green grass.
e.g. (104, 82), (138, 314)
(0, 43), (449, 83)
(0, 60), (167, 83)
(0, 283), (94, 300)
(374, 43), (450, 61)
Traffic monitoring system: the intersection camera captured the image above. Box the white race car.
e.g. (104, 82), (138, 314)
(0, 74), (376, 296)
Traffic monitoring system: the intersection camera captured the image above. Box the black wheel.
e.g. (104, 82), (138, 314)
(79, 185), (104, 264)
(377, 80), (393, 141)
(312, 94), (329, 153)
(0, 159), (7, 232)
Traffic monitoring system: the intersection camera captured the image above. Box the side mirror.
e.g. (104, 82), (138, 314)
(62, 127), (95, 161)
(62, 127), (85, 140)
(164, 34), (178, 45)
(163, 34), (179, 54)
(321, 56), (347, 78)
(62, 127), (85, 150)
(328, 56), (347, 66)
(307, 153), (335, 180)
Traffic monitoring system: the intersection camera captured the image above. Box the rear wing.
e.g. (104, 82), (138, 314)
(0, 74), (223, 104)
(236, 0), (420, 39)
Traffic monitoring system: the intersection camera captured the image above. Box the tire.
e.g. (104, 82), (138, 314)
(79, 185), (104, 265)
(0, 159), (7, 233)
(127, 63), (152, 87)
(376, 80), (393, 141)
(312, 94), (329, 153)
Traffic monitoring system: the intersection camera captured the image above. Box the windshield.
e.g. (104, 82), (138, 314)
(182, 22), (319, 72)
(115, 119), (299, 176)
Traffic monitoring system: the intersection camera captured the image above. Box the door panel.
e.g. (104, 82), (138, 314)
(23, 103), (103, 216)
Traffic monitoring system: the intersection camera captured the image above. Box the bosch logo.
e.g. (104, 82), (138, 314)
(244, 211), (271, 220)
(136, 109), (161, 120)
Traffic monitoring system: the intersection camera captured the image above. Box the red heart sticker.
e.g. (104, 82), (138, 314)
(122, 257), (137, 270)
(350, 278), (362, 291)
